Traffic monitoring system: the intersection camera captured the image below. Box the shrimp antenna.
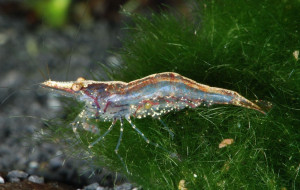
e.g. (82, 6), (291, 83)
(46, 63), (51, 80)
(65, 0), (88, 80)
(37, 65), (47, 81)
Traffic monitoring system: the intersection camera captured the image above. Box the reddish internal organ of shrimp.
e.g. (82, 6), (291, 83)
(41, 72), (266, 124)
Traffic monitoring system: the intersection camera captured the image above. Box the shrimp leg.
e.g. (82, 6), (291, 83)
(88, 118), (117, 148)
(125, 115), (168, 152)
(114, 118), (130, 174)
(71, 111), (88, 139)
(158, 117), (174, 139)
(71, 121), (81, 140)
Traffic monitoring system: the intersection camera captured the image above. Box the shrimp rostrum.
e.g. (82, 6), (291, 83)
(41, 72), (266, 171)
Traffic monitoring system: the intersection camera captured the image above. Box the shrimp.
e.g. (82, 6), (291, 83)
(41, 72), (266, 172)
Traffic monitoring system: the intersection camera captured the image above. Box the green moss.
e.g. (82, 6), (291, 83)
(114, 0), (299, 189)
(47, 0), (299, 189)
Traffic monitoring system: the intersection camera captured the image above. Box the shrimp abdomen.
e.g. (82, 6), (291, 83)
(124, 72), (265, 114)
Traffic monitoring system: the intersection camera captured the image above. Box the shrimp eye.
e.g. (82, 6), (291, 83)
(144, 102), (152, 109)
(72, 83), (82, 91)
(76, 77), (86, 82)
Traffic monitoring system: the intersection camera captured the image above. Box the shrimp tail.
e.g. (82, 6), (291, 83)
(230, 95), (266, 114)
(208, 87), (268, 114)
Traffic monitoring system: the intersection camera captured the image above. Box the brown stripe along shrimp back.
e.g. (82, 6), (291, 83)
(41, 72), (267, 173)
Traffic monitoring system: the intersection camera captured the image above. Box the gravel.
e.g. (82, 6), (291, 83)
(28, 175), (44, 184)
(0, 169), (139, 189)
(7, 170), (29, 180)
(0, 12), (135, 189)
(114, 183), (134, 190)
(96, 187), (105, 190)
(0, 170), (75, 189)
(84, 182), (100, 190)
(8, 177), (20, 183)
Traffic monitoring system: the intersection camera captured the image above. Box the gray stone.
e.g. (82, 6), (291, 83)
(9, 177), (20, 183)
(0, 176), (4, 184)
(28, 175), (44, 184)
(84, 182), (100, 190)
(7, 170), (28, 179)
(28, 161), (39, 169)
(114, 183), (133, 190)
(49, 157), (63, 170)
(96, 187), (105, 190)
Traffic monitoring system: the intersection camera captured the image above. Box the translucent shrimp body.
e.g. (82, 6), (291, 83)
(42, 72), (265, 121)
(41, 72), (265, 172)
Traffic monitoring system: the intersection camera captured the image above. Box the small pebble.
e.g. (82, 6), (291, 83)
(9, 177), (20, 183)
(0, 176), (4, 184)
(29, 161), (39, 169)
(84, 182), (100, 190)
(28, 175), (44, 184)
(49, 157), (63, 170)
(7, 170), (28, 179)
(114, 183), (133, 190)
